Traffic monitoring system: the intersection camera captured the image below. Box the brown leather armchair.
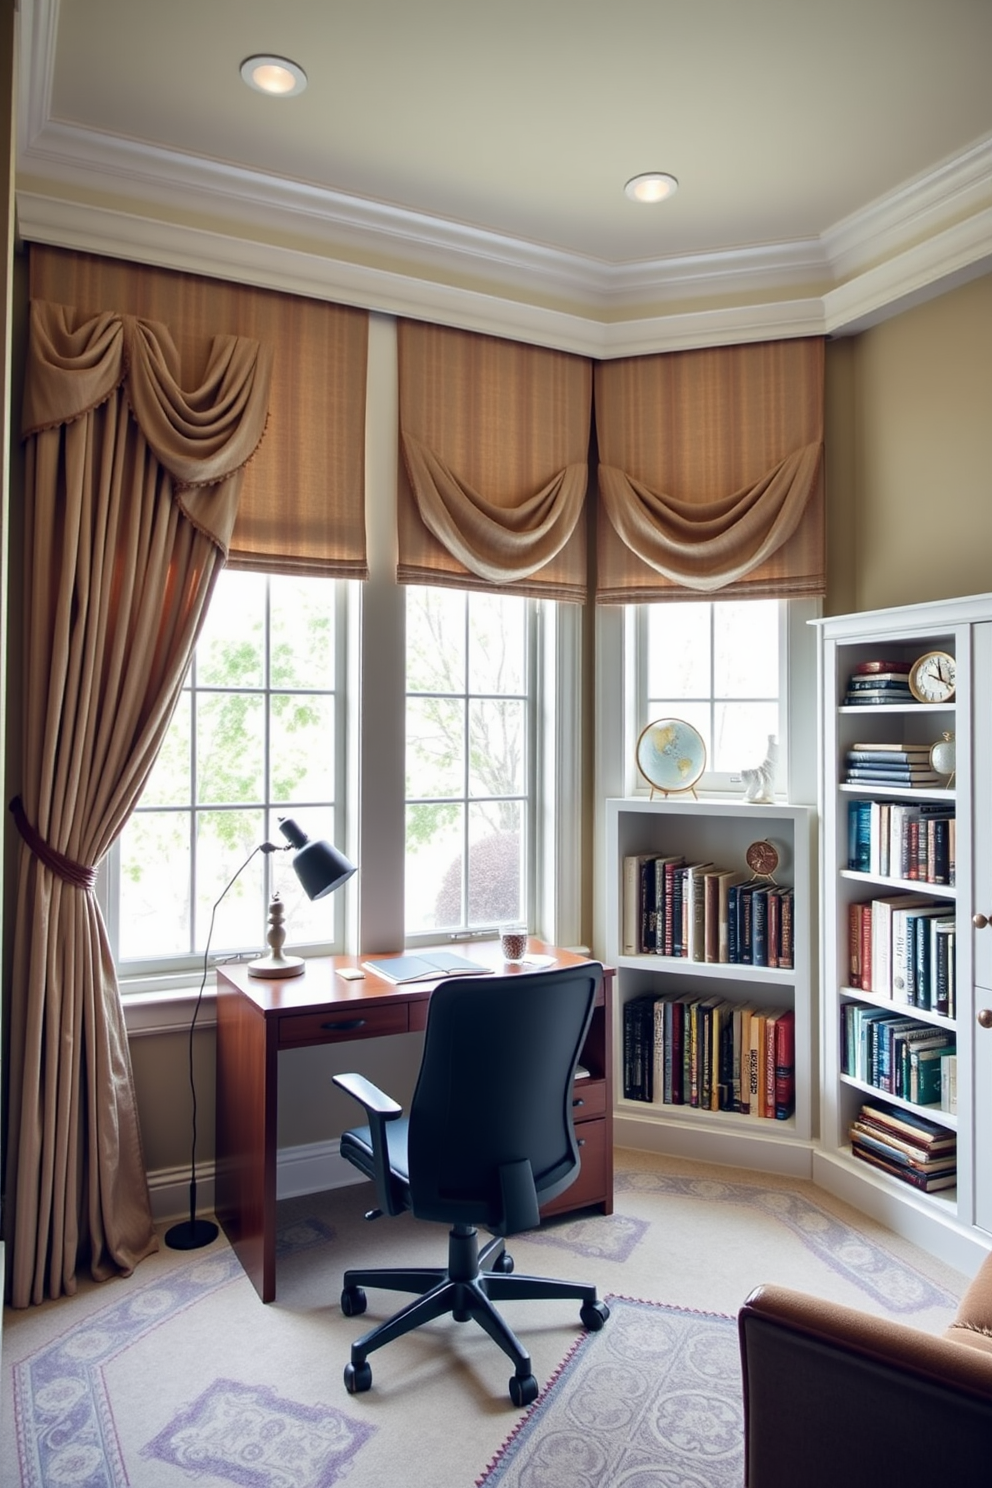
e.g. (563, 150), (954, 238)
(738, 1249), (992, 1487)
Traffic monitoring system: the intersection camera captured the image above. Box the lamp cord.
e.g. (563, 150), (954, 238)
(182, 839), (284, 1233)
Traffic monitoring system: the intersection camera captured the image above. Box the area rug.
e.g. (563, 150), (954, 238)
(477, 1296), (742, 1487)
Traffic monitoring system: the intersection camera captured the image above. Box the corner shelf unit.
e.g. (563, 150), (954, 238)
(606, 797), (814, 1177)
(815, 594), (992, 1275)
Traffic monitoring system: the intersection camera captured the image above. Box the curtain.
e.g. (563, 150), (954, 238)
(5, 300), (272, 1307)
(594, 337), (825, 601)
(397, 320), (592, 601)
(29, 246), (368, 578)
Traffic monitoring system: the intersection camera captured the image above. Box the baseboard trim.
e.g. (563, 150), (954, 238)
(614, 1113), (815, 1180)
(146, 1141), (363, 1226)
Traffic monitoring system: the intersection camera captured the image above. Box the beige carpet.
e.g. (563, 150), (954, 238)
(1, 1149), (970, 1488)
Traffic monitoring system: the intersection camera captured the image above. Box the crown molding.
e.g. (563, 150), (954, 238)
(16, 190), (832, 357)
(16, 0), (992, 352)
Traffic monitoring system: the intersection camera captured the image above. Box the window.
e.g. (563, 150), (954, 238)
(404, 586), (535, 940)
(107, 570), (348, 981)
(635, 599), (782, 792)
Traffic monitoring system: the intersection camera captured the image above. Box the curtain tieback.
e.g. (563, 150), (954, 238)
(9, 796), (97, 890)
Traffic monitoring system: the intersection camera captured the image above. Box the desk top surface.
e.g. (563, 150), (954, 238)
(214, 939), (602, 1017)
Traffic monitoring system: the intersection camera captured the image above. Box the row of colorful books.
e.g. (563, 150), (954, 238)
(841, 1002), (955, 1107)
(843, 741), (942, 787)
(843, 660), (913, 706)
(623, 991), (795, 1119)
(847, 895), (956, 1015)
(849, 1101), (956, 1192)
(621, 853), (793, 967)
(847, 798), (955, 886)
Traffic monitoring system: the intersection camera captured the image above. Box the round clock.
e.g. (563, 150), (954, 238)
(745, 839), (780, 879)
(929, 731), (956, 779)
(908, 650), (956, 704)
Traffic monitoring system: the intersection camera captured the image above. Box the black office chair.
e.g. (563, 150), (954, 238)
(333, 962), (610, 1405)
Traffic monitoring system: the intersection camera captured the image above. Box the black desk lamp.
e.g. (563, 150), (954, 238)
(165, 816), (356, 1251)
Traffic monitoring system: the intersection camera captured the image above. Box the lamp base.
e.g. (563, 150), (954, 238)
(248, 952), (305, 978)
(248, 893), (306, 976)
(165, 1217), (219, 1250)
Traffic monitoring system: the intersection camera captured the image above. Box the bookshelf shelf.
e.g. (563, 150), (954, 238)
(606, 796), (813, 1177)
(814, 594), (992, 1274)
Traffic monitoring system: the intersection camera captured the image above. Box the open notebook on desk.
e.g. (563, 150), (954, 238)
(361, 951), (491, 985)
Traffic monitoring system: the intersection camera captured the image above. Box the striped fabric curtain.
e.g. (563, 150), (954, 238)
(28, 246), (369, 578)
(397, 320), (592, 602)
(594, 337), (825, 602)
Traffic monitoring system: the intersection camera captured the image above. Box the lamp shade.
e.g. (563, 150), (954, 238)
(279, 817), (356, 900)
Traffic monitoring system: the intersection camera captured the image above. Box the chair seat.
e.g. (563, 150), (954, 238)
(341, 1119), (410, 1190)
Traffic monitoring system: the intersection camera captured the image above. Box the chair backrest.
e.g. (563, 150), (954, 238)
(406, 962), (602, 1234)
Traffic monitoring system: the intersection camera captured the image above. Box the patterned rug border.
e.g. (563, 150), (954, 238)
(475, 1294), (736, 1487)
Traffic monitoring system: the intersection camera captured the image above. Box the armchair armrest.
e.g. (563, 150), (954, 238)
(738, 1284), (992, 1488)
(333, 1071), (407, 1217)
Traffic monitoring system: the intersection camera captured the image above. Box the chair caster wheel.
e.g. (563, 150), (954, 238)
(580, 1299), (610, 1331)
(509, 1372), (539, 1408)
(344, 1360), (372, 1394)
(493, 1250), (515, 1274)
(341, 1286), (367, 1317)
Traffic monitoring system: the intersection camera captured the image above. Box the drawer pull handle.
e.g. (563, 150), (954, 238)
(572, 1097), (585, 1108)
(577, 1138), (586, 1147)
(321, 1018), (367, 1032)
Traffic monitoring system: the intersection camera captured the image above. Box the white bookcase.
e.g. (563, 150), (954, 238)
(814, 594), (992, 1274)
(606, 796), (814, 1176)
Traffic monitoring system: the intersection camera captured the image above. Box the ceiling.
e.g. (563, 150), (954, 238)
(15, 0), (992, 356)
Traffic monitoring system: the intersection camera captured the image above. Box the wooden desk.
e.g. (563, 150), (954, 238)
(215, 942), (614, 1301)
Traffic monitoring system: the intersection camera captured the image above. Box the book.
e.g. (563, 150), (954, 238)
(851, 1143), (957, 1192)
(714, 869), (747, 962)
(849, 1124), (957, 1175)
(870, 894), (920, 997)
(850, 1118), (956, 1166)
(773, 1011), (797, 1118)
(362, 951), (490, 984)
(684, 861), (715, 962)
(778, 888), (794, 970)
(856, 1101), (956, 1151)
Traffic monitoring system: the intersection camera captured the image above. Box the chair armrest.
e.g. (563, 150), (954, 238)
(333, 1071), (406, 1217)
(334, 1071), (403, 1120)
(738, 1284), (992, 1488)
(946, 1248), (992, 1354)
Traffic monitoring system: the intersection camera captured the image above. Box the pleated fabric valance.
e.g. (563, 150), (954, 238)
(23, 300), (272, 553)
(29, 245), (369, 578)
(397, 320), (592, 601)
(595, 337), (825, 602)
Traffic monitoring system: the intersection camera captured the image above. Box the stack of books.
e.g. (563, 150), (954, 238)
(847, 798), (955, 884)
(841, 1004), (955, 1103)
(850, 1101), (957, 1192)
(623, 993), (795, 1119)
(621, 854), (794, 967)
(843, 742), (941, 787)
(843, 660), (913, 706)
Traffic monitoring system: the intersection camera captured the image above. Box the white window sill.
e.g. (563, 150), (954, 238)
(121, 983), (217, 1037)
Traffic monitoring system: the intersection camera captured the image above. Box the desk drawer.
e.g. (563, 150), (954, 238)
(541, 1117), (607, 1218)
(570, 1078), (606, 1121)
(278, 1002), (409, 1047)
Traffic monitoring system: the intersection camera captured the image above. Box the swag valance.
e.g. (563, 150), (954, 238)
(397, 320), (592, 601)
(23, 300), (273, 552)
(595, 336), (825, 602)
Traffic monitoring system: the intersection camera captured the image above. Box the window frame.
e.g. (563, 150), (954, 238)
(103, 572), (353, 996)
(402, 587), (550, 948)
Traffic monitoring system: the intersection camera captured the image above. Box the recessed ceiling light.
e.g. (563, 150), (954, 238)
(240, 55), (308, 97)
(624, 172), (679, 204)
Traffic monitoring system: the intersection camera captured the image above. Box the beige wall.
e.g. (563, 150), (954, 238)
(825, 271), (992, 616)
